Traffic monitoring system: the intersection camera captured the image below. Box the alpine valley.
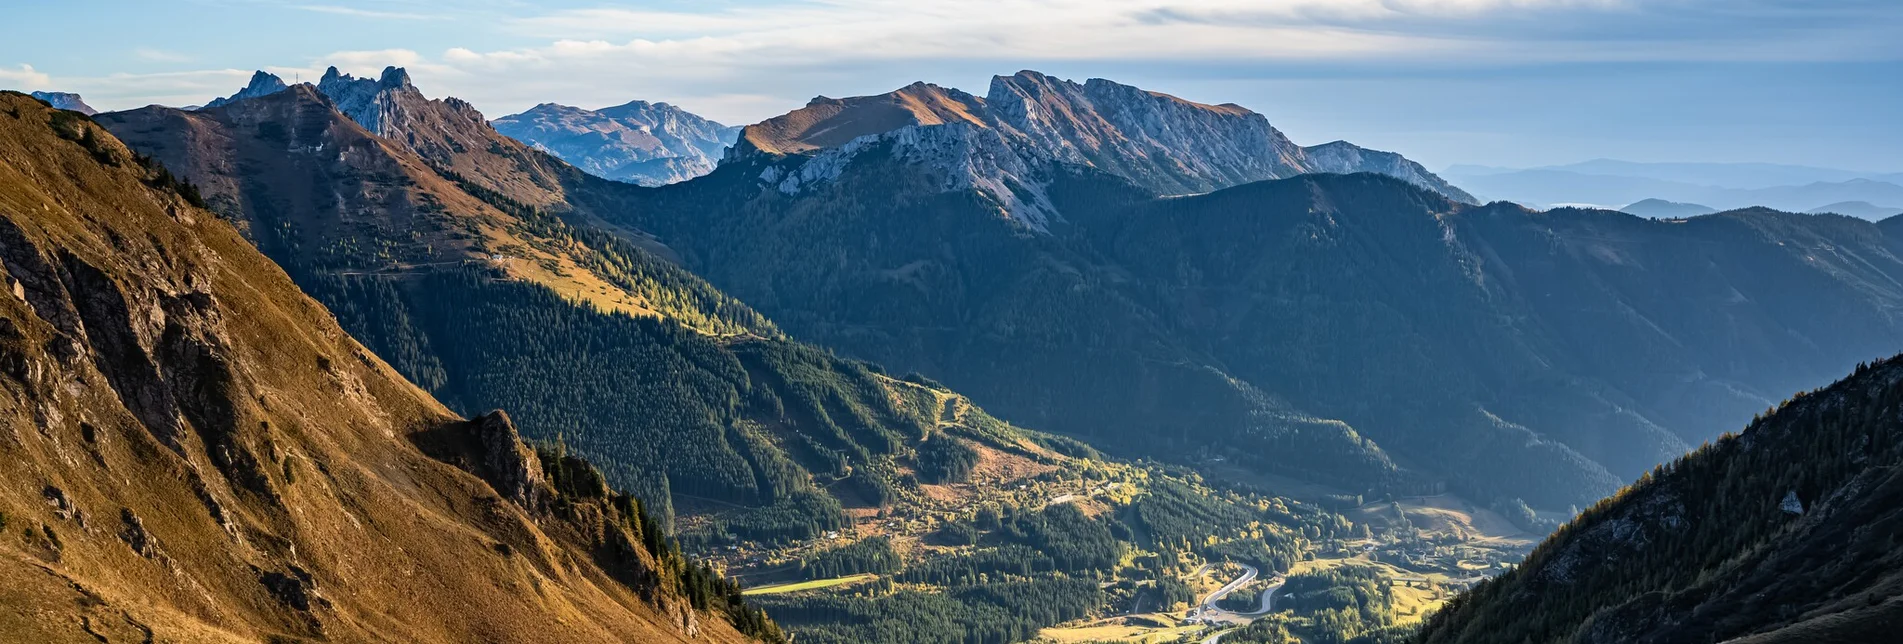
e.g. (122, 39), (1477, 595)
(1, 56), (1897, 644)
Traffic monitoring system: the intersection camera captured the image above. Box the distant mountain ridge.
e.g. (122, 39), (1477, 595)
(1619, 198), (1716, 218)
(28, 90), (95, 114)
(727, 70), (1476, 212)
(1808, 200), (1903, 219)
(493, 100), (740, 186)
(1444, 159), (1903, 217)
(1449, 159), (1886, 187)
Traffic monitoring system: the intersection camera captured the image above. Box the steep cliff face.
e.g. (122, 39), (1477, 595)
(984, 70), (1309, 196)
(0, 91), (759, 644)
(493, 100), (740, 186)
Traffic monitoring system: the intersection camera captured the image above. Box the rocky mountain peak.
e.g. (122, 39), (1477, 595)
(737, 81), (986, 156)
(312, 65), (429, 136)
(378, 65), (414, 90)
(203, 70), (289, 109)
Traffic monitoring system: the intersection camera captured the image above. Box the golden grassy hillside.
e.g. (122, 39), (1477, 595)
(0, 92), (755, 643)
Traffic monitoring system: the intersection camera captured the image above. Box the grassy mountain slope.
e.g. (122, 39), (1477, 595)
(1418, 354), (1903, 644)
(95, 85), (770, 337)
(0, 91), (772, 643)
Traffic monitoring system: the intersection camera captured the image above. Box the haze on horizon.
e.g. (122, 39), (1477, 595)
(3, 0), (1898, 172)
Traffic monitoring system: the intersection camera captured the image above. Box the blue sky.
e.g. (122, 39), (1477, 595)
(4, 0), (1899, 171)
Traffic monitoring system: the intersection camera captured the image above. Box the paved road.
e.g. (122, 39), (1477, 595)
(1192, 564), (1287, 644)
(1194, 564), (1259, 615)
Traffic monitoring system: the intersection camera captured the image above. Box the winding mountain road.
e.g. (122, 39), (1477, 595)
(1192, 563), (1286, 643)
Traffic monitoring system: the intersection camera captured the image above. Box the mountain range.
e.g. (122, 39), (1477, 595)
(731, 71), (1476, 205)
(10, 61), (1903, 643)
(493, 100), (741, 186)
(91, 70), (1399, 643)
(1444, 160), (1903, 216)
(611, 77), (1903, 512)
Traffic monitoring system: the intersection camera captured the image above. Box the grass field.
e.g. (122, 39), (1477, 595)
(1037, 613), (1203, 643)
(741, 573), (877, 596)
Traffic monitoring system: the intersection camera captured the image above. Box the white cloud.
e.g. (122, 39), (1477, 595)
(135, 48), (195, 63)
(0, 64), (52, 90)
(20, 0), (1898, 130)
(295, 4), (445, 21)
(297, 0), (1891, 125)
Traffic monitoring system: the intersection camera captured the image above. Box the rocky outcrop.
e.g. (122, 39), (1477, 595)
(315, 65), (418, 137)
(203, 70), (290, 109)
(493, 100), (740, 186)
(412, 409), (552, 514)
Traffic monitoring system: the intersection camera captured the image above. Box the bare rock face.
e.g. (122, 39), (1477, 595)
(316, 65), (417, 136)
(986, 70), (1309, 196)
(493, 100), (740, 186)
(468, 410), (550, 513)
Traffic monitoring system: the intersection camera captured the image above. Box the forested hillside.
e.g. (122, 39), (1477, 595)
(0, 90), (774, 643)
(1419, 354), (1903, 643)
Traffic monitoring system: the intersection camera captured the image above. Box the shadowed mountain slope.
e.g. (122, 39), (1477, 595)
(1419, 354), (1903, 644)
(616, 150), (1903, 509)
